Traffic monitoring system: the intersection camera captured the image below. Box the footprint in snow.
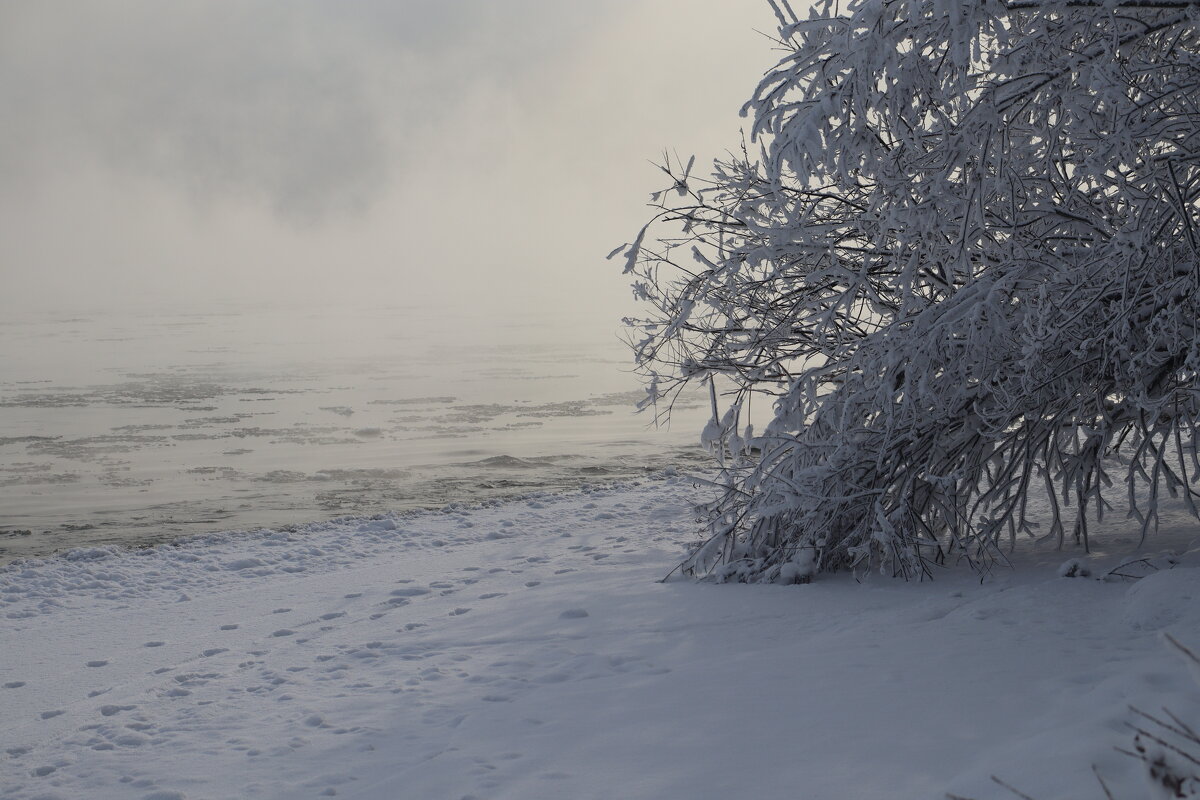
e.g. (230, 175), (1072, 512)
(86, 660), (109, 668)
(390, 587), (430, 598)
(144, 641), (165, 648)
(99, 704), (135, 716)
(3, 681), (25, 688)
(219, 624), (239, 631)
(559, 609), (589, 619)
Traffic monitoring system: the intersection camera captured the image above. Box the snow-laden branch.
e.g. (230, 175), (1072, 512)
(619, 0), (1200, 581)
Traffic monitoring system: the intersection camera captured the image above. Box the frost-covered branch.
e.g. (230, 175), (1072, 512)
(617, 0), (1200, 581)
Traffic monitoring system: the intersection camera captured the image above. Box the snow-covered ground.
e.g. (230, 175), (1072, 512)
(2, 474), (1199, 800)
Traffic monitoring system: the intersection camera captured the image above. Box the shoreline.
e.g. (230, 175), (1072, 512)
(0, 449), (710, 567)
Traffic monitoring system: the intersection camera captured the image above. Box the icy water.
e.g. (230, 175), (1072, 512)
(0, 303), (709, 562)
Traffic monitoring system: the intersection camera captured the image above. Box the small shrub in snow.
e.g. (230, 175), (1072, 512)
(1124, 635), (1200, 799)
(949, 636), (1200, 800)
(618, 0), (1200, 581)
(1058, 559), (1092, 579)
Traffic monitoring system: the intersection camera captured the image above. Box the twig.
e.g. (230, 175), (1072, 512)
(990, 775), (1038, 800)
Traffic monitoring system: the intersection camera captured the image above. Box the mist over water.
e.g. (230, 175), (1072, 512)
(0, 302), (709, 562)
(0, 1), (778, 562)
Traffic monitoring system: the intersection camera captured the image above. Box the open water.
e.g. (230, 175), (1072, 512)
(0, 302), (709, 562)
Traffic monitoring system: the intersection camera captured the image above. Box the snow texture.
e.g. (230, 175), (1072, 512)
(2, 475), (1200, 799)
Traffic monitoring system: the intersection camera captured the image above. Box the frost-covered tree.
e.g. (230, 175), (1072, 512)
(615, 0), (1200, 581)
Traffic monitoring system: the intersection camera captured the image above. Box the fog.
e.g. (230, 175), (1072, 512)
(0, 0), (777, 326)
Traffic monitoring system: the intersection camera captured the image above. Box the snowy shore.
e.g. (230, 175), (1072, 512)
(2, 474), (1199, 799)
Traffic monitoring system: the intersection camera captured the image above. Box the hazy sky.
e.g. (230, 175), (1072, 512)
(0, 1), (777, 322)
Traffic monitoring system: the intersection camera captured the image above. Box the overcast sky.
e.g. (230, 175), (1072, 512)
(0, 1), (777, 322)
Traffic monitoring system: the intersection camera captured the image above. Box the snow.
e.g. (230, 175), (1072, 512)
(2, 475), (1199, 799)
